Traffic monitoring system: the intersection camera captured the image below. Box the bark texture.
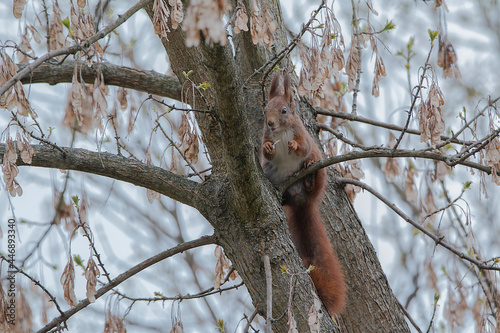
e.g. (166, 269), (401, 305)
(323, 175), (409, 331)
(18, 61), (182, 100)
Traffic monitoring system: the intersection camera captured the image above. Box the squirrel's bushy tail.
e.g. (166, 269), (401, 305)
(285, 201), (347, 316)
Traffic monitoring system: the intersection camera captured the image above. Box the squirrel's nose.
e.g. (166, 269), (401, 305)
(268, 120), (275, 127)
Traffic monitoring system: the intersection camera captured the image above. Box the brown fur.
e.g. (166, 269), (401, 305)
(261, 72), (346, 316)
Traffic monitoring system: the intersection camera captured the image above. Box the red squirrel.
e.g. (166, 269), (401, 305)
(261, 71), (346, 316)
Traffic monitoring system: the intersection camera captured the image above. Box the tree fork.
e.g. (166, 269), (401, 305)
(147, 1), (411, 331)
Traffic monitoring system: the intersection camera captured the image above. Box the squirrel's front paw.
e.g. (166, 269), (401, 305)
(263, 141), (274, 154)
(288, 140), (299, 154)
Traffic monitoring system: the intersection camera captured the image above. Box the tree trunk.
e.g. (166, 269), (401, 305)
(140, 1), (411, 331)
(323, 175), (409, 331)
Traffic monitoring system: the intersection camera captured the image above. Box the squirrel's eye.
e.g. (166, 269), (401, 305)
(281, 108), (287, 114)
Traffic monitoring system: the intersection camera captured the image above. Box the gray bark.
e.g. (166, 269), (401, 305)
(18, 61), (182, 100)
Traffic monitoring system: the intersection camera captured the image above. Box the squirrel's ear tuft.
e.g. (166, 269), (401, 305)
(283, 72), (293, 105)
(268, 72), (281, 100)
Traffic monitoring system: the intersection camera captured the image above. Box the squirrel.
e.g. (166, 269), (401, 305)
(261, 71), (346, 317)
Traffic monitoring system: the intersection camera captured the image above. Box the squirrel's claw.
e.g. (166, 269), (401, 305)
(288, 140), (299, 154)
(263, 141), (274, 154)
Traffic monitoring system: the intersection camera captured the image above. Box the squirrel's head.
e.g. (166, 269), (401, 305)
(264, 72), (296, 133)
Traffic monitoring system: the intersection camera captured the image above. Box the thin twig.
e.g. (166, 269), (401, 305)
(397, 300), (423, 333)
(435, 96), (499, 151)
(246, 0), (326, 85)
(154, 121), (204, 180)
(0, 257), (65, 317)
(350, 2), (362, 116)
(440, 180), (500, 315)
(41, 0), (51, 52)
(449, 128), (500, 167)
(108, 114), (122, 156)
(9, 110), (66, 156)
(286, 272), (296, 327)
(115, 264), (240, 302)
(114, 281), (244, 302)
(259, 0), (327, 103)
(224, 5), (241, 31)
(425, 295), (439, 333)
(315, 106), (477, 146)
(419, 188), (465, 224)
(243, 308), (260, 333)
(149, 95), (212, 114)
(392, 47), (434, 151)
(319, 124), (381, 151)
(77, 214), (112, 283)
(243, 0), (326, 104)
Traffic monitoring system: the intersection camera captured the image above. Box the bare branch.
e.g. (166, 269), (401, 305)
(319, 124), (380, 151)
(9, 110), (66, 155)
(281, 147), (498, 192)
(18, 60), (182, 100)
(243, 309), (260, 333)
(245, 0), (326, 88)
(149, 95), (212, 113)
(0, 144), (202, 209)
(36, 234), (216, 333)
(258, 0), (328, 103)
(350, 0), (362, 115)
(420, 187), (465, 223)
(154, 120), (204, 180)
(76, 212), (112, 283)
(397, 300), (423, 333)
(113, 281), (244, 302)
(449, 128), (500, 167)
(425, 294), (439, 333)
(393, 46), (434, 150)
(315, 106), (477, 146)
(435, 96), (499, 151)
(336, 177), (500, 271)
(0, 0), (155, 97)
(0, 257), (65, 317)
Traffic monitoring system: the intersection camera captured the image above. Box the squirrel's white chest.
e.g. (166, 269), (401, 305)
(264, 129), (305, 184)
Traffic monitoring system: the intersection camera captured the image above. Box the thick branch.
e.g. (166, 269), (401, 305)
(0, 144), (201, 209)
(18, 60), (182, 100)
(36, 235), (216, 333)
(281, 148), (497, 191)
